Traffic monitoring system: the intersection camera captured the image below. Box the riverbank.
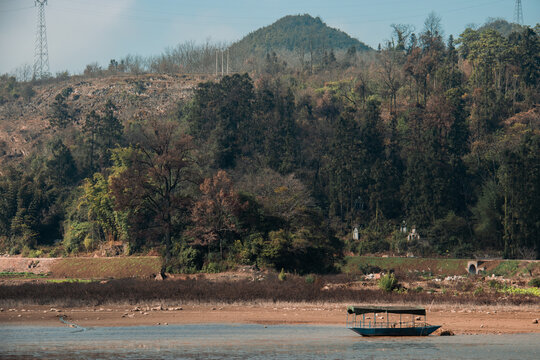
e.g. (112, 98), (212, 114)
(1, 303), (538, 335)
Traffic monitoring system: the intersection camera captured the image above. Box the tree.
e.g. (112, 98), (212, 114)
(45, 139), (78, 186)
(188, 74), (255, 169)
(48, 88), (75, 129)
(377, 48), (403, 114)
(82, 100), (123, 171)
(256, 81), (299, 174)
(190, 170), (243, 258)
(499, 134), (540, 258)
(391, 24), (414, 51)
(110, 119), (196, 263)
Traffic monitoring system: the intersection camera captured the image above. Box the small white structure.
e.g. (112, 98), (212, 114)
(400, 221), (407, 234)
(407, 226), (420, 241)
(353, 227), (359, 240)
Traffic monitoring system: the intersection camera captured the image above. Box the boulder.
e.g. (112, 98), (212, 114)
(440, 330), (455, 336)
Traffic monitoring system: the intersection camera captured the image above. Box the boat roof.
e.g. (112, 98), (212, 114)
(347, 306), (426, 316)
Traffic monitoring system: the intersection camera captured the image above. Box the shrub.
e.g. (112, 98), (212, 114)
(528, 278), (540, 287)
(83, 236), (97, 252)
(166, 244), (201, 274)
(357, 264), (382, 275)
(203, 262), (222, 274)
(473, 287), (484, 296)
(305, 274), (315, 284)
(490, 261), (520, 277)
(378, 273), (398, 292)
(487, 279), (503, 289)
(278, 268), (287, 281)
(28, 249), (43, 258)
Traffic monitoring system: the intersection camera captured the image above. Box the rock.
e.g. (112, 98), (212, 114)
(440, 330), (455, 336)
(151, 305), (162, 311)
(212, 307), (216, 311)
(17, 314), (22, 317)
(480, 324), (484, 328)
(174, 307), (183, 311)
(164, 322), (168, 325)
(127, 314), (135, 318)
(0, 308), (3, 312)
(155, 273), (164, 281)
(533, 319), (538, 324)
(415, 316), (421, 321)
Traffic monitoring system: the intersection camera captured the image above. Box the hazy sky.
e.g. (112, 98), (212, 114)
(1, 0), (539, 75)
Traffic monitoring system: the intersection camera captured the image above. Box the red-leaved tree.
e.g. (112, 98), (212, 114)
(190, 170), (244, 259)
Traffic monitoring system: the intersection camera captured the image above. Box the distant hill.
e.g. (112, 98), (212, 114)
(230, 14), (371, 55)
(478, 18), (525, 37)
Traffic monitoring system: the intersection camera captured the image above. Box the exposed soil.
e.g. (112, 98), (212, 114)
(0, 73), (213, 169)
(0, 303), (538, 335)
(0, 256), (162, 278)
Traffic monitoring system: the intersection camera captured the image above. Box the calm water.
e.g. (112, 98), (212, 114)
(0, 324), (539, 359)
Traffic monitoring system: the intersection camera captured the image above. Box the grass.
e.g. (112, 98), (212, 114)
(50, 257), (162, 278)
(0, 272), (49, 279)
(343, 256), (540, 279)
(499, 286), (540, 297)
(488, 261), (520, 277)
(1, 276), (537, 307)
(46, 279), (94, 284)
(342, 256), (468, 278)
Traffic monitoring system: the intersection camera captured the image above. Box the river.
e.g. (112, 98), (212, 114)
(1, 324), (539, 359)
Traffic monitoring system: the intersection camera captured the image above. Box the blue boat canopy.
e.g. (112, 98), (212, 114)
(347, 306), (426, 316)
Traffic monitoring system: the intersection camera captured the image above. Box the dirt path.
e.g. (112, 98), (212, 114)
(1, 303), (538, 335)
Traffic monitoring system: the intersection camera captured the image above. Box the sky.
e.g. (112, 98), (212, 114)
(1, 0), (539, 76)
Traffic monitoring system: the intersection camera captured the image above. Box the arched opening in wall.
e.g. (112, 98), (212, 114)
(468, 264), (477, 275)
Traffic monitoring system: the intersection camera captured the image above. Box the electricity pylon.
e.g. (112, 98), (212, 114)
(33, 0), (49, 79)
(514, 0), (524, 25)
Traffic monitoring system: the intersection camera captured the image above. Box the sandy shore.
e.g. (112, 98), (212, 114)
(1, 303), (539, 335)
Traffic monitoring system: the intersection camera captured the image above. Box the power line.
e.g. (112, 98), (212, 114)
(0, 5), (34, 13)
(33, 0), (49, 79)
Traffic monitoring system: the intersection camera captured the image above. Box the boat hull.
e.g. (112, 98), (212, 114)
(349, 325), (441, 336)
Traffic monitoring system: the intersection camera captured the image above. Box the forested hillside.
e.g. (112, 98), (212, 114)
(229, 14), (370, 55)
(0, 16), (538, 273)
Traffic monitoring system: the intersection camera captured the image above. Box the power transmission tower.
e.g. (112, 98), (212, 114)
(514, 0), (524, 25)
(34, 0), (50, 79)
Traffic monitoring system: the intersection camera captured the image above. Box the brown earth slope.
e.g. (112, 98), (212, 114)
(0, 73), (213, 169)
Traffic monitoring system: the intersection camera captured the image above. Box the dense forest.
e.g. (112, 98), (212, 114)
(0, 15), (539, 273)
(229, 14), (371, 55)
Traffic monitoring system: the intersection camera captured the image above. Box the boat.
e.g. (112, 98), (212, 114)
(346, 306), (441, 336)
